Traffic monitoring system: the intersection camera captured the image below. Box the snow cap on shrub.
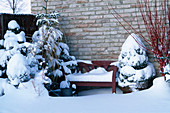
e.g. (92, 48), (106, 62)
(60, 80), (70, 89)
(8, 20), (20, 30)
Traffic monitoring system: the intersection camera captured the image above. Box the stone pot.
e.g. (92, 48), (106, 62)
(119, 79), (154, 94)
(60, 88), (73, 96)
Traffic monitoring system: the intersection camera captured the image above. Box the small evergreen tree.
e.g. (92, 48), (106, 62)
(32, 12), (77, 89)
(117, 33), (155, 92)
(0, 20), (37, 86)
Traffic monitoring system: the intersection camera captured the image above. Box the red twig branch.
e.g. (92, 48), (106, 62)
(108, 0), (169, 78)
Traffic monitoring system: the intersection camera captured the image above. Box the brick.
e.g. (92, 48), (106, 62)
(97, 27), (110, 31)
(89, 24), (102, 27)
(83, 20), (95, 24)
(83, 3), (94, 7)
(69, 12), (82, 16)
(76, 16), (89, 20)
(84, 36), (98, 39)
(82, 11), (95, 15)
(76, 0), (88, 4)
(83, 44), (96, 47)
(68, 40), (78, 43)
(94, 2), (106, 6)
(79, 48), (92, 51)
(96, 10), (109, 15)
(70, 20), (83, 24)
(47, 6), (56, 10)
(119, 13), (131, 17)
(69, 4), (81, 8)
(63, 1), (75, 5)
(103, 23), (116, 27)
(108, 47), (120, 51)
(78, 56), (92, 59)
(89, 7), (102, 11)
(116, 4), (131, 8)
(96, 19), (110, 23)
(90, 15), (103, 19)
(65, 33), (76, 36)
(63, 8), (76, 13)
(123, 8), (136, 13)
(90, 32), (103, 35)
(78, 40), (91, 43)
(76, 24), (88, 28)
(70, 28), (83, 33)
(92, 48), (105, 51)
(83, 28), (96, 32)
(31, 3), (38, 7)
(104, 14), (114, 18)
(96, 43), (110, 47)
(56, 5), (69, 9)
(72, 44), (83, 48)
(89, 0), (102, 2)
(32, 6), (43, 10)
(91, 39), (104, 43)
(123, 0), (137, 4)
(76, 8), (89, 12)
(47, 1), (62, 5)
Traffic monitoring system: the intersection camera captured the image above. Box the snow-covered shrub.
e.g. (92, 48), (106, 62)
(32, 12), (77, 89)
(117, 33), (155, 92)
(60, 80), (70, 89)
(7, 54), (30, 85)
(0, 20), (39, 86)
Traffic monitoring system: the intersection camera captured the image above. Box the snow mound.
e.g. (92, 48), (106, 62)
(67, 67), (113, 82)
(60, 80), (70, 89)
(88, 67), (108, 74)
(16, 31), (26, 42)
(0, 78), (7, 96)
(8, 20), (20, 29)
(122, 33), (145, 51)
(144, 77), (170, 98)
(164, 64), (170, 74)
(7, 54), (30, 85)
(77, 60), (92, 64)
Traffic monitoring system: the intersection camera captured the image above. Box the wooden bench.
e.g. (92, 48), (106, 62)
(66, 61), (118, 93)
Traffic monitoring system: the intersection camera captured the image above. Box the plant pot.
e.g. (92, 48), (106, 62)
(60, 88), (72, 96)
(119, 79), (154, 94)
(118, 86), (132, 94)
(49, 89), (61, 97)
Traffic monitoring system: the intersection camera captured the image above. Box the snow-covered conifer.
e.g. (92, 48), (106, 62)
(117, 33), (155, 92)
(32, 12), (77, 88)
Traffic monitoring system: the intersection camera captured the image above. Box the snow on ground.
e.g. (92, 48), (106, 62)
(0, 77), (170, 113)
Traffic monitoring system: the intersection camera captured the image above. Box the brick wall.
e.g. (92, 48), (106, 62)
(31, 0), (161, 76)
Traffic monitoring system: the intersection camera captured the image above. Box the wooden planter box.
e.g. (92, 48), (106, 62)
(0, 13), (38, 41)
